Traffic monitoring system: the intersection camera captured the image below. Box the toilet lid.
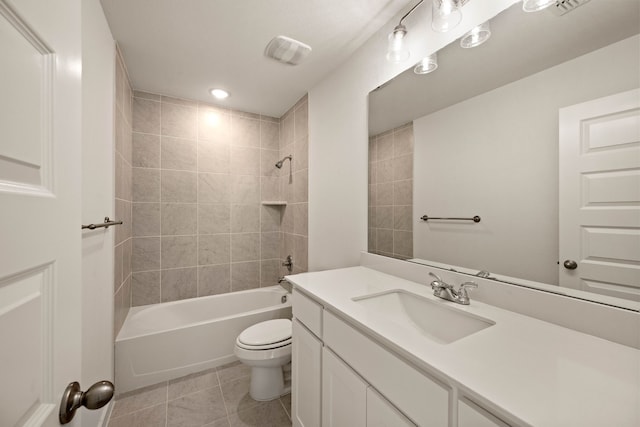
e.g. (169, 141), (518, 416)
(238, 319), (292, 347)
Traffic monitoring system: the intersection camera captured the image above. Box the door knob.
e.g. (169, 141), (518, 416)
(563, 260), (578, 270)
(59, 380), (114, 424)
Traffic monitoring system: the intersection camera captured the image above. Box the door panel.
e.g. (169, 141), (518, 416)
(0, 0), (81, 425)
(559, 89), (640, 302)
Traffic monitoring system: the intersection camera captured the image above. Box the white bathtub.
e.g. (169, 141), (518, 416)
(115, 286), (292, 394)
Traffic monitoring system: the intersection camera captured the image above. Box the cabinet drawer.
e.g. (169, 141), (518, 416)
(323, 310), (449, 427)
(293, 289), (323, 338)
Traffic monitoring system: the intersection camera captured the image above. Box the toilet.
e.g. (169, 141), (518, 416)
(234, 318), (292, 401)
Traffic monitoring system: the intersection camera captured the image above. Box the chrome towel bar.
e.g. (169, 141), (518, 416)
(81, 217), (123, 230)
(420, 215), (481, 223)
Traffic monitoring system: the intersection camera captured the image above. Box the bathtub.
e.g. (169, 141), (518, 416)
(115, 286), (292, 394)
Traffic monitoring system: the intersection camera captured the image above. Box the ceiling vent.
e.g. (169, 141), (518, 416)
(548, 0), (591, 16)
(264, 36), (312, 66)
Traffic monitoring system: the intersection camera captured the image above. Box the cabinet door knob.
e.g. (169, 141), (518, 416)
(563, 260), (578, 270)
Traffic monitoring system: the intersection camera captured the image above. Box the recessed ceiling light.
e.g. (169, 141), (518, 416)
(210, 88), (229, 99)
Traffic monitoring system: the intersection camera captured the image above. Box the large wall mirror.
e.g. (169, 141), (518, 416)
(368, 0), (640, 310)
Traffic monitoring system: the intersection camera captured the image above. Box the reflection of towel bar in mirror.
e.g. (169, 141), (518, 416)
(420, 215), (481, 223)
(82, 217), (123, 230)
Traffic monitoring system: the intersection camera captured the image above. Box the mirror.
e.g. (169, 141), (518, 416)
(368, 0), (640, 310)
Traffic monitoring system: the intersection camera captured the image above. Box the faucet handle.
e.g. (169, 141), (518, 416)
(429, 271), (452, 289)
(428, 271), (442, 282)
(458, 281), (478, 295)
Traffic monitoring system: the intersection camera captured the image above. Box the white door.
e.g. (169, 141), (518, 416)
(366, 387), (415, 427)
(559, 89), (640, 302)
(0, 0), (83, 425)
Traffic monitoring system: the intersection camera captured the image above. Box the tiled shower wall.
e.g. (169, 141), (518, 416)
(129, 92), (308, 306)
(368, 123), (413, 259)
(114, 49), (133, 335)
(280, 96), (308, 276)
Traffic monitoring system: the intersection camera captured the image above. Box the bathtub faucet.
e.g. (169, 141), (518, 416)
(282, 255), (293, 273)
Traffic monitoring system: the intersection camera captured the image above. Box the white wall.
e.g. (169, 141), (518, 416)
(412, 36), (640, 285)
(81, 0), (115, 423)
(307, 0), (518, 271)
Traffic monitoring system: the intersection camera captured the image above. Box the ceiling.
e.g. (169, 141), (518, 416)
(369, 0), (640, 135)
(100, 0), (411, 117)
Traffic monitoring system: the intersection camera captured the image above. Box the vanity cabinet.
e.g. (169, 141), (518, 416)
(322, 347), (367, 427)
(367, 388), (416, 427)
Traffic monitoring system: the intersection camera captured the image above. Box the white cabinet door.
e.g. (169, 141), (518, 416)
(293, 319), (322, 427)
(322, 348), (367, 427)
(367, 387), (415, 427)
(458, 399), (511, 427)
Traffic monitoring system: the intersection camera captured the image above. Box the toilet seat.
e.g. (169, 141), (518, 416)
(236, 319), (292, 350)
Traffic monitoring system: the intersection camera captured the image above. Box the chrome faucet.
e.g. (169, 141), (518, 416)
(428, 272), (478, 305)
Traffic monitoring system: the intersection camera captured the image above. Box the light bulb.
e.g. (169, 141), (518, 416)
(522, 0), (556, 12)
(386, 24), (409, 63)
(210, 88), (229, 99)
(432, 0), (462, 33)
(414, 53), (438, 75)
(460, 21), (491, 48)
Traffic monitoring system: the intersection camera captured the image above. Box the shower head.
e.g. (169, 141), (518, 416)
(275, 155), (292, 169)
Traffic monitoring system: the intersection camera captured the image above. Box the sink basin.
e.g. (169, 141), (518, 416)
(353, 290), (494, 344)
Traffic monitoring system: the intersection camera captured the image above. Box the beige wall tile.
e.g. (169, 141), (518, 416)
(161, 170), (197, 203)
(393, 154), (413, 181)
(293, 169), (308, 203)
(198, 265), (231, 296)
(161, 203), (197, 235)
(261, 232), (280, 259)
(133, 91), (161, 101)
(394, 180), (412, 205)
(161, 267), (197, 302)
(376, 206), (393, 229)
(393, 230), (413, 258)
(198, 204), (230, 234)
(376, 229), (393, 254)
(161, 236), (197, 268)
(368, 228), (377, 252)
(281, 113), (294, 146)
(132, 133), (160, 168)
(260, 259), (280, 287)
(294, 102), (308, 140)
(131, 271), (160, 306)
(115, 153), (124, 199)
(368, 184), (377, 207)
(293, 235), (308, 271)
(260, 176), (280, 202)
(260, 120), (280, 150)
(260, 206), (281, 232)
(369, 137), (377, 163)
(132, 237), (160, 272)
(198, 104), (230, 142)
(394, 126), (414, 156)
(232, 116), (260, 147)
(292, 203), (308, 236)
(122, 238), (132, 280)
(282, 204), (294, 232)
(161, 102), (197, 139)
(377, 133), (393, 160)
(231, 146), (260, 176)
(376, 182), (393, 206)
(231, 262), (260, 291)
(230, 175), (259, 204)
(293, 137), (308, 172)
(260, 149), (280, 177)
(161, 95), (197, 107)
(377, 159), (393, 183)
(231, 204), (260, 233)
(161, 137), (197, 171)
(198, 140), (230, 173)
(198, 173), (231, 204)
(132, 203), (160, 237)
(198, 234), (230, 265)
(231, 233), (260, 262)
(394, 205), (413, 231)
(132, 168), (160, 202)
(114, 244), (123, 291)
(133, 98), (160, 135)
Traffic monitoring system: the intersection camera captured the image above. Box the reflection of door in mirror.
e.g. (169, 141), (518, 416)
(368, 124), (414, 259)
(559, 89), (640, 301)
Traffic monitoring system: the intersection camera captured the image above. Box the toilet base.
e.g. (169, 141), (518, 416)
(249, 366), (286, 401)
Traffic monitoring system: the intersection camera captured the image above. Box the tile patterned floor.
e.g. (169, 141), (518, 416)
(107, 361), (292, 427)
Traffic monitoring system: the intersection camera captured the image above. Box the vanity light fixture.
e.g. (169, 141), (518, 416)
(460, 21), (491, 48)
(210, 88), (229, 99)
(431, 0), (463, 33)
(522, 0), (556, 12)
(385, 0), (424, 63)
(414, 53), (438, 74)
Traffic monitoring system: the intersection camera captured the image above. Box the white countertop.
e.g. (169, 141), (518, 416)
(288, 266), (640, 427)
